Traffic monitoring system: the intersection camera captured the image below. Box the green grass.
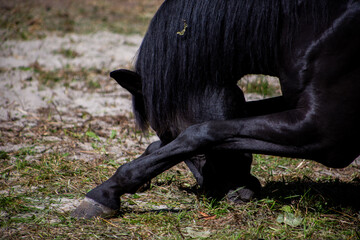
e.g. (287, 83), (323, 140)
(19, 63), (106, 90)
(53, 48), (80, 59)
(1, 139), (359, 239)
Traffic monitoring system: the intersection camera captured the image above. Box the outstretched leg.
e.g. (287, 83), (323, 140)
(71, 141), (163, 219)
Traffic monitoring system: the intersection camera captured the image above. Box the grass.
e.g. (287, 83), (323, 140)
(53, 48), (81, 59)
(1, 0), (360, 239)
(0, 0), (163, 41)
(1, 111), (359, 239)
(19, 62), (106, 90)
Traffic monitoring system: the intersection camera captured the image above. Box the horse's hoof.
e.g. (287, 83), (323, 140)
(226, 175), (261, 204)
(71, 197), (119, 219)
(226, 187), (256, 204)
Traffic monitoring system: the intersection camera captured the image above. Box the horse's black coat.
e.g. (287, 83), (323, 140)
(75, 0), (360, 215)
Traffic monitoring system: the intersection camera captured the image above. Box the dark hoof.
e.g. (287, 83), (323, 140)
(226, 187), (256, 203)
(71, 197), (119, 219)
(226, 176), (261, 204)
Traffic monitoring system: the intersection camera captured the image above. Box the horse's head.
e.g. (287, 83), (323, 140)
(110, 69), (149, 133)
(110, 68), (247, 144)
(111, 69), (188, 143)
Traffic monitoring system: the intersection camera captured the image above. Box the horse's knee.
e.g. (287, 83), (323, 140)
(142, 141), (162, 156)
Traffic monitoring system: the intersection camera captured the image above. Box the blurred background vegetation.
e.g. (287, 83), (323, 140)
(0, 0), (163, 41)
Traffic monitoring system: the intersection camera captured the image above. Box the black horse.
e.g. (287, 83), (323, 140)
(72, 0), (360, 218)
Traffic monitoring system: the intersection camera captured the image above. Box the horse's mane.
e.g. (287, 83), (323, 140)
(134, 0), (331, 136)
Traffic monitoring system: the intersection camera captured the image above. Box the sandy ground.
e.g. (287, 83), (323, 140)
(0, 31), (143, 120)
(0, 31), (142, 70)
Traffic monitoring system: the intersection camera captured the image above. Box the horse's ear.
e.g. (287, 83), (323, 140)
(110, 69), (142, 95)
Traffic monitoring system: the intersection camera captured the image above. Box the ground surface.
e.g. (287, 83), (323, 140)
(1, 1), (359, 239)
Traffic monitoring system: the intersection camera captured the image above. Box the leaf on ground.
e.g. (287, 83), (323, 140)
(198, 211), (216, 220)
(184, 227), (211, 239)
(86, 131), (100, 140)
(280, 205), (293, 213)
(110, 130), (117, 139)
(276, 212), (303, 227)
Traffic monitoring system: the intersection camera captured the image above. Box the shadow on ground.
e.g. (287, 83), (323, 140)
(261, 178), (360, 211)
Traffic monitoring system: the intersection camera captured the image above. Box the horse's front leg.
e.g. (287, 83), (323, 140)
(71, 141), (167, 219)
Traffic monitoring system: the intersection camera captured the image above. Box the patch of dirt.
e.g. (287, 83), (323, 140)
(0, 32), (143, 120)
(0, 31), (142, 70)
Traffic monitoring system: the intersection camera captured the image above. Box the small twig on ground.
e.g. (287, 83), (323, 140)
(330, 208), (358, 221)
(78, 150), (96, 154)
(175, 224), (185, 239)
(16, 108), (40, 120)
(295, 160), (305, 169)
(51, 101), (64, 122)
(100, 218), (122, 229)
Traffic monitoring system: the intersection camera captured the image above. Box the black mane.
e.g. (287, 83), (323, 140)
(134, 0), (331, 137)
